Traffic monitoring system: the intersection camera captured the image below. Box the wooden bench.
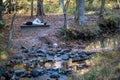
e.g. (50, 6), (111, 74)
(20, 24), (50, 28)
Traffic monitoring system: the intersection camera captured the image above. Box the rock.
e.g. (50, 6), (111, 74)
(11, 75), (20, 80)
(3, 70), (14, 80)
(27, 74), (32, 78)
(31, 68), (44, 77)
(62, 48), (72, 53)
(50, 73), (60, 79)
(22, 49), (29, 53)
(30, 58), (38, 62)
(54, 61), (63, 69)
(57, 48), (63, 52)
(0, 66), (4, 76)
(6, 61), (14, 67)
(69, 53), (79, 58)
(15, 54), (23, 60)
(24, 61), (32, 69)
(15, 59), (23, 64)
(79, 52), (89, 59)
(37, 53), (46, 57)
(64, 70), (73, 75)
(53, 43), (58, 48)
(37, 49), (47, 54)
(14, 69), (26, 77)
(57, 48), (68, 54)
(21, 46), (29, 53)
(21, 46), (27, 50)
(61, 54), (69, 60)
(56, 54), (61, 57)
(48, 51), (56, 56)
(9, 59), (16, 64)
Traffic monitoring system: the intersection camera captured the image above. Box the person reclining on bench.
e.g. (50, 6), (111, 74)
(23, 18), (46, 25)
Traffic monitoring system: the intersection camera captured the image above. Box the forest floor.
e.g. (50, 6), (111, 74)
(3, 11), (120, 52)
(1, 10), (120, 80)
(3, 13), (97, 51)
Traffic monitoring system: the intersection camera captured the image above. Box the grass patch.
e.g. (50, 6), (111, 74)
(68, 51), (120, 80)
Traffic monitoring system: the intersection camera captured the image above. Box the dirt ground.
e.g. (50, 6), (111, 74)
(4, 10), (119, 51)
(3, 14), (79, 50)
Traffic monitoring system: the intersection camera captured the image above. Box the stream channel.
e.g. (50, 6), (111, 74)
(0, 35), (120, 80)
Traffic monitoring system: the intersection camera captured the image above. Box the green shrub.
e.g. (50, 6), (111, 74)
(98, 14), (120, 33)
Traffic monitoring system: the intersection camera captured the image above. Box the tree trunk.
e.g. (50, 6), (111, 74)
(117, 0), (120, 8)
(74, 0), (85, 26)
(7, 0), (17, 49)
(60, 0), (70, 35)
(79, 0), (85, 26)
(99, 0), (105, 17)
(31, 0), (34, 17)
(0, 0), (3, 20)
(74, 0), (80, 24)
(8, 0), (11, 14)
(37, 0), (44, 16)
(59, 0), (64, 9)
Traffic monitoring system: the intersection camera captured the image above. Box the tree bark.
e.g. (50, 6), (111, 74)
(31, 0), (34, 17)
(117, 0), (120, 8)
(74, 0), (80, 24)
(7, 0), (17, 49)
(74, 0), (85, 26)
(37, 0), (44, 16)
(8, 0), (11, 14)
(0, 0), (3, 20)
(99, 0), (105, 17)
(79, 0), (85, 26)
(59, 0), (64, 9)
(60, 0), (70, 35)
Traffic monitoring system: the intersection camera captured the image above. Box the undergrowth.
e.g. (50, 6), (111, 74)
(68, 51), (120, 80)
(58, 21), (100, 41)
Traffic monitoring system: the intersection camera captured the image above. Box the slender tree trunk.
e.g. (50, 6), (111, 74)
(7, 0), (17, 49)
(8, 0), (11, 14)
(74, 0), (80, 24)
(31, 0), (34, 17)
(117, 0), (120, 8)
(60, 0), (70, 35)
(64, 12), (67, 30)
(59, 0), (64, 9)
(0, 0), (3, 20)
(99, 0), (105, 17)
(79, 0), (85, 26)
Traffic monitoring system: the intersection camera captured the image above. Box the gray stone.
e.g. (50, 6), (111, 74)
(37, 49), (47, 54)
(15, 54), (23, 60)
(31, 68), (44, 77)
(69, 53), (79, 58)
(50, 73), (60, 79)
(48, 51), (56, 56)
(37, 53), (46, 57)
(14, 69), (26, 77)
(0, 66), (4, 76)
(79, 52), (89, 59)
(61, 54), (69, 60)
